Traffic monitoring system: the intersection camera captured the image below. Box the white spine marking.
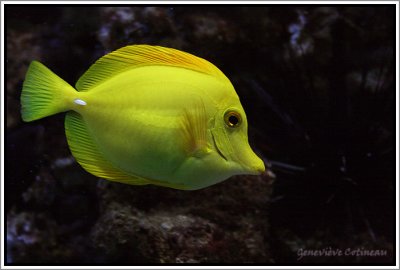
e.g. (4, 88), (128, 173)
(74, 99), (87, 106)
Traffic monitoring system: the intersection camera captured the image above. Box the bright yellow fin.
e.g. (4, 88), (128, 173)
(75, 45), (229, 91)
(21, 61), (76, 122)
(180, 99), (210, 157)
(64, 111), (149, 185)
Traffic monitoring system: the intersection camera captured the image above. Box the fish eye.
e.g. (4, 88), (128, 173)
(224, 111), (242, 128)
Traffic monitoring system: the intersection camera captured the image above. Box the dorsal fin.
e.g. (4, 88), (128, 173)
(75, 45), (229, 91)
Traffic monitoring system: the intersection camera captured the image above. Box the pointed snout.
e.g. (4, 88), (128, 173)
(239, 147), (265, 175)
(254, 160), (266, 174)
(247, 157), (265, 175)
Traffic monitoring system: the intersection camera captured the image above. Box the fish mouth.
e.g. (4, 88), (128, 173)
(211, 132), (228, 161)
(239, 152), (265, 175)
(243, 163), (265, 175)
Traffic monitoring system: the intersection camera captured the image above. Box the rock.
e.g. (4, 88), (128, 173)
(91, 174), (274, 263)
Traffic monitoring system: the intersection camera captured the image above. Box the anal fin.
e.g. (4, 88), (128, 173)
(65, 111), (191, 190)
(65, 111), (149, 185)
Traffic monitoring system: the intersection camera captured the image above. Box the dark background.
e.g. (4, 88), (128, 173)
(5, 5), (396, 265)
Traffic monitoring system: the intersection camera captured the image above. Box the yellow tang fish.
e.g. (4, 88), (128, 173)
(21, 45), (265, 190)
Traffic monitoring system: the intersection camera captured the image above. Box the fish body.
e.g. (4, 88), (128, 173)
(21, 45), (264, 190)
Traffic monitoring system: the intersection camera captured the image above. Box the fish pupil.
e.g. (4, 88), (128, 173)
(229, 115), (239, 126)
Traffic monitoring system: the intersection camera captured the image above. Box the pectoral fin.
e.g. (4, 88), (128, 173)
(180, 99), (210, 157)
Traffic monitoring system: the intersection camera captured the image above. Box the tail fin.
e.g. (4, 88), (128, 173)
(21, 61), (76, 122)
